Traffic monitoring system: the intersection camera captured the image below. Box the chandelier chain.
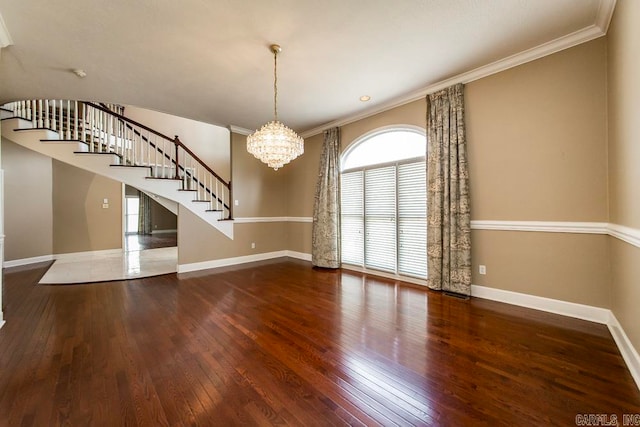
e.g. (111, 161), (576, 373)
(273, 48), (278, 122)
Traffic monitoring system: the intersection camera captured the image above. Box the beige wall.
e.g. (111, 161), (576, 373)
(124, 106), (231, 183)
(178, 207), (288, 264)
(151, 200), (177, 231)
(52, 160), (122, 254)
(1, 139), (53, 261)
(466, 38), (608, 222)
(283, 38), (611, 307)
(472, 230), (610, 307)
(465, 38), (610, 306)
(341, 99), (427, 151)
(607, 0), (640, 350)
(177, 132), (288, 265)
(284, 132), (323, 218)
(231, 132), (287, 218)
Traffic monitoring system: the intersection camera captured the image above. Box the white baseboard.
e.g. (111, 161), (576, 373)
(608, 313), (640, 390)
(54, 248), (123, 261)
(286, 250), (312, 261)
(3, 254), (54, 268)
(0, 320), (4, 330)
(471, 285), (610, 324)
(177, 250), (289, 273)
(177, 250), (313, 273)
(151, 229), (177, 234)
(3, 249), (127, 268)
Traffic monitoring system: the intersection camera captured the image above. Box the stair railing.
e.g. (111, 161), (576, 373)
(2, 99), (232, 219)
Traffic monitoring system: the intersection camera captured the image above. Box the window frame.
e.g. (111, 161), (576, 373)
(341, 124), (426, 172)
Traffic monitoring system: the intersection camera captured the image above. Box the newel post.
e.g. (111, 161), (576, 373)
(174, 135), (181, 180)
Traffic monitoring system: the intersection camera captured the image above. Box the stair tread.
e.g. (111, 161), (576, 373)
(74, 151), (120, 156)
(206, 209), (223, 212)
(41, 139), (87, 143)
(145, 177), (182, 180)
(14, 127), (58, 132)
(110, 164), (152, 169)
(178, 189), (197, 192)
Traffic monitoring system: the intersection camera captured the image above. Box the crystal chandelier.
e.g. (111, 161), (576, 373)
(247, 44), (304, 170)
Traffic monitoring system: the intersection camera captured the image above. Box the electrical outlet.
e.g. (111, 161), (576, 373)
(102, 203), (109, 209)
(234, 200), (239, 206)
(251, 242), (255, 249)
(479, 265), (486, 275)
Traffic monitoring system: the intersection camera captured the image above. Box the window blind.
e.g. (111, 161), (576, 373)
(365, 166), (396, 273)
(341, 171), (364, 265)
(398, 161), (427, 278)
(340, 159), (426, 279)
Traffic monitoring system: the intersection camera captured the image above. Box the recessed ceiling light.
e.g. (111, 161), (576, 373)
(72, 68), (87, 78)
(360, 95), (371, 102)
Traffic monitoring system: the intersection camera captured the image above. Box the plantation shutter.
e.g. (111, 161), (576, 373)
(398, 161), (427, 278)
(364, 166), (396, 273)
(340, 171), (364, 265)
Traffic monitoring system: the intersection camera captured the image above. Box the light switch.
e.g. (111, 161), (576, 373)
(234, 200), (239, 206)
(103, 198), (109, 204)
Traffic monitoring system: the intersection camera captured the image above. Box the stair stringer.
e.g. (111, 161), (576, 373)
(1, 117), (234, 239)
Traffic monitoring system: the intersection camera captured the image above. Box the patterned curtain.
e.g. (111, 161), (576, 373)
(312, 127), (341, 268)
(426, 83), (472, 296)
(138, 191), (152, 235)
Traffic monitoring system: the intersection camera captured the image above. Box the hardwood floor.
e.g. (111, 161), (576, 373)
(0, 259), (638, 426)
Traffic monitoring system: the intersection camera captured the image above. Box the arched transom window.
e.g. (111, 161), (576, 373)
(340, 127), (427, 279)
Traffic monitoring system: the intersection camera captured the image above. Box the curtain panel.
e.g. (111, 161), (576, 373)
(426, 83), (472, 296)
(312, 127), (341, 268)
(138, 191), (152, 235)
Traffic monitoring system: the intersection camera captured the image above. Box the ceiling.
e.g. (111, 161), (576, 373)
(0, 0), (615, 136)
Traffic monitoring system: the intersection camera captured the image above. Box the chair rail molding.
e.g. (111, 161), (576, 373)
(470, 220), (640, 249)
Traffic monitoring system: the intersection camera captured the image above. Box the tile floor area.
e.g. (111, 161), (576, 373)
(39, 247), (178, 284)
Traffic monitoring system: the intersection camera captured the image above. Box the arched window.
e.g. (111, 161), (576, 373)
(340, 127), (427, 279)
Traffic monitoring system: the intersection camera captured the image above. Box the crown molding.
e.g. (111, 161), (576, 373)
(228, 125), (252, 136)
(301, 0), (616, 139)
(0, 11), (13, 48)
(595, 0), (617, 32)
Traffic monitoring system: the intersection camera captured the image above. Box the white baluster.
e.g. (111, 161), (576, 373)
(66, 100), (71, 139)
(90, 107), (95, 151)
(162, 139), (167, 178)
(37, 100), (43, 127)
(154, 136), (158, 177)
(215, 180), (219, 211)
(74, 101), (78, 140)
(51, 100), (57, 131)
(210, 177), (214, 209)
(132, 128), (137, 165)
(59, 99), (63, 135)
(44, 99), (49, 128)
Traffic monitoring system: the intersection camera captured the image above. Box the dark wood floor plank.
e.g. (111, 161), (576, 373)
(0, 259), (639, 426)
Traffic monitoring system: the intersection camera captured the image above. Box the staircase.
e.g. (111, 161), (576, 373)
(0, 100), (234, 239)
